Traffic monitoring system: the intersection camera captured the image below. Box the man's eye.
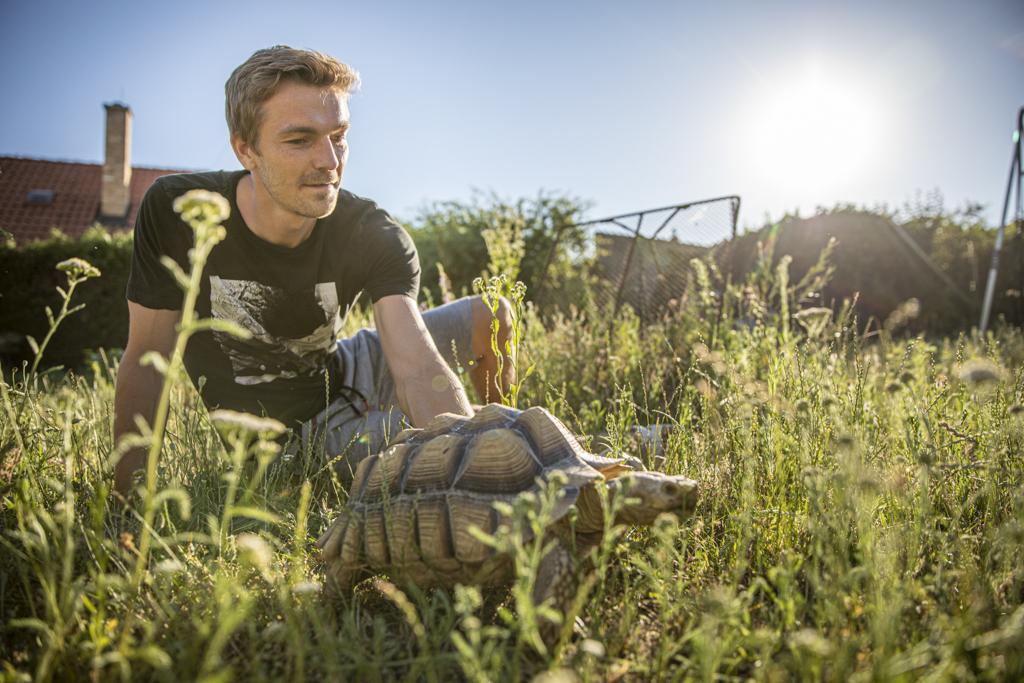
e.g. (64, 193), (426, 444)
(286, 139), (308, 146)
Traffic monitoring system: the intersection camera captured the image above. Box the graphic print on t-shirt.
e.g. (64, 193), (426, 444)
(209, 276), (340, 385)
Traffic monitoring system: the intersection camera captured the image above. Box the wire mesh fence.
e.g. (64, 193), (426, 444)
(534, 195), (740, 323)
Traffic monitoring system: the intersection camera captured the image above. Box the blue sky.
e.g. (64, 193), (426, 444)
(1, 0), (1021, 238)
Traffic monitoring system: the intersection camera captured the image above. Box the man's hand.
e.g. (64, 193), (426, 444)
(113, 302), (180, 496)
(373, 295), (473, 427)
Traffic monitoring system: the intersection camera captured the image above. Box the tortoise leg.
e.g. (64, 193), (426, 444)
(532, 539), (577, 647)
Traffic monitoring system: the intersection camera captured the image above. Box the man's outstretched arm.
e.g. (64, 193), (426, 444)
(113, 301), (180, 497)
(373, 294), (473, 427)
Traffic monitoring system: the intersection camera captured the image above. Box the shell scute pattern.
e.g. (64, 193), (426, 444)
(321, 513), (364, 586)
(448, 493), (500, 564)
(320, 404), (611, 587)
(515, 406), (590, 467)
(422, 412), (471, 438)
(350, 405), (565, 505)
(400, 434), (467, 492)
(415, 497), (457, 567)
(351, 443), (414, 502)
(454, 428), (541, 493)
(384, 499), (418, 565)
(364, 509), (390, 566)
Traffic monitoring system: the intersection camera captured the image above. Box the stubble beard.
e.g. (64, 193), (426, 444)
(254, 163), (339, 220)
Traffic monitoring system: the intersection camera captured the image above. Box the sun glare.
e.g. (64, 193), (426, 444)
(748, 64), (878, 195)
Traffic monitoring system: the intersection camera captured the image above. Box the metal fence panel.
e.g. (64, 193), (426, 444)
(535, 195), (739, 322)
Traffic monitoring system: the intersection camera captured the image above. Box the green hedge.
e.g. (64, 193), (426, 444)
(0, 226), (133, 370)
(407, 191), (591, 309)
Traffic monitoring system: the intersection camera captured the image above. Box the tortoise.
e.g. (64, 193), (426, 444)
(316, 403), (699, 637)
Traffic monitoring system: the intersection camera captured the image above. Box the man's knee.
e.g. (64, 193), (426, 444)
(470, 295), (514, 348)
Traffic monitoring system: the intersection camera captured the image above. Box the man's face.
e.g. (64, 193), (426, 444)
(237, 80), (350, 219)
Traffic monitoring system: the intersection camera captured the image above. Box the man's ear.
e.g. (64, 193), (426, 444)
(231, 133), (258, 171)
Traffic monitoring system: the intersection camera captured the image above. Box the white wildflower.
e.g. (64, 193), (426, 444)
(172, 189), (231, 226)
(56, 257), (101, 279)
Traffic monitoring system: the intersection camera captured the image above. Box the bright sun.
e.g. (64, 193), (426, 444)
(749, 64), (878, 195)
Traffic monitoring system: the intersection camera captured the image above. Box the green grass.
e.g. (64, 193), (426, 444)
(2, 198), (1023, 681)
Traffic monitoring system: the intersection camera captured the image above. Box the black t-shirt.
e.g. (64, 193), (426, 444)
(126, 170), (420, 426)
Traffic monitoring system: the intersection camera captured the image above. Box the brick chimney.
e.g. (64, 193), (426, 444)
(101, 102), (132, 219)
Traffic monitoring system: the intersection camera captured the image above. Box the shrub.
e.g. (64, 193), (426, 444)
(0, 224), (133, 370)
(407, 191), (591, 313)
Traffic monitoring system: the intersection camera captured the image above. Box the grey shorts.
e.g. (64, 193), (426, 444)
(290, 296), (475, 479)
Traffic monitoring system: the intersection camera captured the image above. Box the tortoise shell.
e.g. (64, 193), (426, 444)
(316, 403), (626, 589)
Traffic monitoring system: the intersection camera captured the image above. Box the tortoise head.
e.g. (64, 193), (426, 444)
(608, 472), (699, 525)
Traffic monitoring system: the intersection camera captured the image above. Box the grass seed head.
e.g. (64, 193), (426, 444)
(210, 409), (287, 437)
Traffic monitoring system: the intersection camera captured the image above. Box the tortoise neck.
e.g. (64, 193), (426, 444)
(574, 485), (607, 533)
(606, 476), (662, 526)
(573, 476), (654, 532)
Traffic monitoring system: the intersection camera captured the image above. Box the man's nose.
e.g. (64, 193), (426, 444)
(313, 137), (340, 171)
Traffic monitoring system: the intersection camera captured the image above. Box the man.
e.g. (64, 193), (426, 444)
(113, 46), (514, 495)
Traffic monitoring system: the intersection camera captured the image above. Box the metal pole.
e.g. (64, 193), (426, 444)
(980, 107), (1024, 335)
(710, 196), (741, 349)
(612, 215), (643, 319)
(1016, 109), (1024, 326)
(1017, 110), (1023, 324)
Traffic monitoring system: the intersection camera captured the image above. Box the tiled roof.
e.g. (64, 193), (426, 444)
(0, 156), (190, 244)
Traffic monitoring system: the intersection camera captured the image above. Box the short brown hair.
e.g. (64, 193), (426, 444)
(225, 45), (360, 147)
